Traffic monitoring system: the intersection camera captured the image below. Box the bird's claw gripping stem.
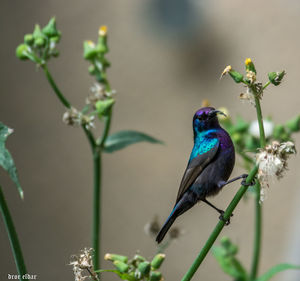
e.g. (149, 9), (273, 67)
(218, 211), (233, 226)
(241, 174), (256, 187)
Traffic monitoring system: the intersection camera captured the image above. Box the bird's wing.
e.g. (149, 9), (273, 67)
(175, 140), (219, 203)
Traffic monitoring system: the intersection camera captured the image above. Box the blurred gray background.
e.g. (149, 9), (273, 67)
(1, 0), (300, 280)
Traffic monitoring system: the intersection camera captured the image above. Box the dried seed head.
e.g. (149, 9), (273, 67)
(246, 70), (256, 84)
(220, 65), (232, 78)
(62, 107), (95, 129)
(256, 141), (296, 203)
(69, 248), (95, 281)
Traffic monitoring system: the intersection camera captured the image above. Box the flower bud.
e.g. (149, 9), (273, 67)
(220, 236), (238, 255)
(42, 17), (60, 38)
(149, 271), (163, 281)
(33, 24), (43, 39)
(286, 115), (300, 132)
(88, 65), (96, 75)
(97, 26), (109, 54)
(113, 260), (129, 273)
(83, 40), (98, 60)
(16, 44), (30, 60)
(104, 253), (128, 263)
(35, 37), (45, 47)
(151, 254), (165, 270)
(95, 99), (115, 117)
(24, 34), (34, 45)
(229, 70), (244, 83)
(133, 255), (146, 262)
(138, 261), (151, 276)
(268, 71), (286, 86)
(245, 58), (256, 74)
(50, 36), (60, 44)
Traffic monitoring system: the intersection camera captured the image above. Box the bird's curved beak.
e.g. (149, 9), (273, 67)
(209, 110), (227, 118)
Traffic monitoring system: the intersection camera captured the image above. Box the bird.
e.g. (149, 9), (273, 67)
(156, 107), (250, 243)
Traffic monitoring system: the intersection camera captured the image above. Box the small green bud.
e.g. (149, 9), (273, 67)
(16, 44), (30, 60)
(42, 17), (60, 38)
(50, 36), (60, 44)
(149, 271), (163, 281)
(286, 115), (300, 132)
(33, 24), (46, 47)
(268, 71), (286, 86)
(138, 261), (151, 276)
(151, 254), (165, 270)
(245, 58), (256, 74)
(35, 37), (45, 47)
(24, 34), (34, 45)
(229, 70), (244, 83)
(95, 99), (115, 117)
(113, 260), (129, 273)
(220, 236), (230, 247)
(220, 236), (238, 255)
(133, 255), (146, 262)
(88, 65), (96, 74)
(33, 24), (44, 40)
(97, 26), (109, 54)
(83, 40), (98, 60)
(104, 253), (128, 263)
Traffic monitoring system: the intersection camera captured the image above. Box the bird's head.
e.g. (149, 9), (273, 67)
(193, 107), (226, 132)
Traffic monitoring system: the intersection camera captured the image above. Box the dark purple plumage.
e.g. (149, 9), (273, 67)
(156, 107), (235, 243)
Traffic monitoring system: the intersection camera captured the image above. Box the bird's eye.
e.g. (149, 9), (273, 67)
(198, 114), (206, 120)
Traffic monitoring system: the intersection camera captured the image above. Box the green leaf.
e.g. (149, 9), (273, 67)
(103, 130), (163, 153)
(0, 123), (23, 199)
(212, 238), (248, 281)
(96, 269), (136, 281)
(254, 263), (300, 281)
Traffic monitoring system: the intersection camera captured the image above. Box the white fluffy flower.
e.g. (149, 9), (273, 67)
(249, 120), (274, 138)
(87, 83), (116, 106)
(70, 248), (96, 281)
(256, 141), (296, 203)
(62, 107), (95, 130)
(240, 87), (255, 105)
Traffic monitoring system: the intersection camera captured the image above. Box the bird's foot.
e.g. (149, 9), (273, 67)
(218, 211), (233, 226)
(241, 174), (256, 187)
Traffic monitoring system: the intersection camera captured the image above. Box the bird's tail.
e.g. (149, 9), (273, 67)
(156, 211), (177, 243)
(156, 192), (197, 243)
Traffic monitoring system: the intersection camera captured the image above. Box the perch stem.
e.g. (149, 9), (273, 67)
(0, 185), (27, 279)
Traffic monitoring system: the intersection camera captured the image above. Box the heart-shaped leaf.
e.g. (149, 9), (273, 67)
(0, 122), (23, 199)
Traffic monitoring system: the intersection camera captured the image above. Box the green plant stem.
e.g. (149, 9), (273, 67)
(93, 149), (102, 271)
(41, 65), (105, 272)
(93, 110), (112, 270)
(251, 182), (262, 280)
(42, 64), (71, 109)
(263, 81), (271, 90)
(250, 96), (266, 280)
(181, 166), (258, 281)
(0, 185), (27, 279)
(254, 96), (266, 147)
(99, 109), (112, 148)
